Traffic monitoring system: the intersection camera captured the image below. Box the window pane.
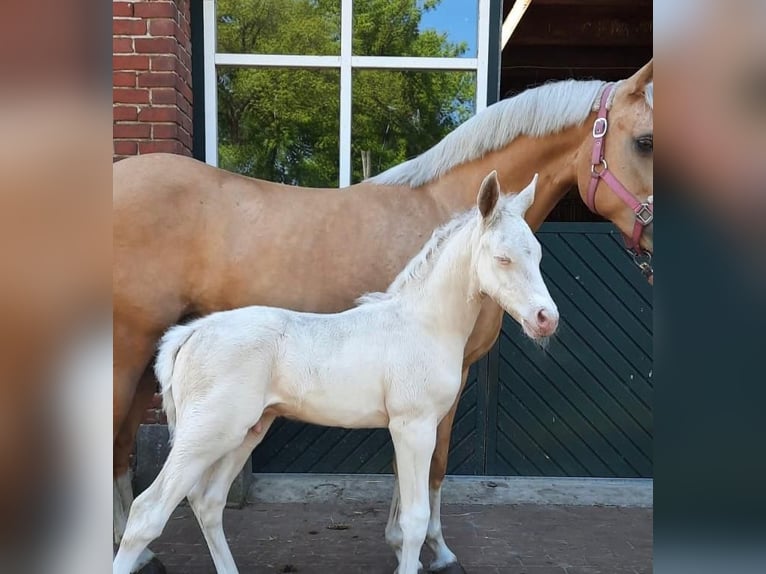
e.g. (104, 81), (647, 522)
(217, 67), (340, 187)
(353, 0), (478, 58)
(351, 70), (476, 183)
(216, 0), (341, 56)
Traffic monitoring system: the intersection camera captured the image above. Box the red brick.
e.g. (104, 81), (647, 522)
(152, 123), (178, 139)
(113, 140), (138, 156)
(135, 37), (178, 55)
(113, 18), (146, 36)
(179, 128), (192, 151)
(178, 111), (192, 134)
(113, 55), (149, 70)
(177, 95), (192, 117)
(150, 88), (176, 105)
(176, 75), (192, 103)
(113, 88), (150, 104)
(113, 71), (136, 87)
(113, 106), (138, 121)
(149, 18), (176, 37)
(113, 2), (133, 17)
(114, 123), (151, 139)
(137, 71), (177, 87)
(133, 1), (177, 19)
(178, 48), (191, 73)
(138, 140), (182, 154)
(141, 409), (163, 424)
(113, 37), (134, 54)
(137, 106), (177, 122)
(150, 55), (177, 72)
(150, 393), (163, 409)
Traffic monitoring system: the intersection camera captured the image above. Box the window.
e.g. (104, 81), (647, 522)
(203, 0), (495, 187)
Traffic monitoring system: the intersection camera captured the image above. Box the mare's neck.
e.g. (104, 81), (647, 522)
(398, 221), (483, 341)
(425, 124), (586, 231)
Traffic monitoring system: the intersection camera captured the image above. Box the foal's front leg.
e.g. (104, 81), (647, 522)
(389, 416), (438, 574)
(386, 370), (468, 573)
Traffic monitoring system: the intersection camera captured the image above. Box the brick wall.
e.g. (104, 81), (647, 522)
(113, 0), (193, 159)
(114, 1), (194, 423)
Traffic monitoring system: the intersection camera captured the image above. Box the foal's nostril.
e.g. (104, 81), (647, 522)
(536, 308), (558, 334)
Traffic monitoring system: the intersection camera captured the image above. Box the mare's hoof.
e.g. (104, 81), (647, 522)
(430, 562), (468, 574)
(136, 556), (167, 574)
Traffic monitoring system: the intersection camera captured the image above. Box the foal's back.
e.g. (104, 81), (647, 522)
(171, 300), (462, 430)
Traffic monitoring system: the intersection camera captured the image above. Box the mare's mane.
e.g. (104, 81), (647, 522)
(370, 78), (653, 189)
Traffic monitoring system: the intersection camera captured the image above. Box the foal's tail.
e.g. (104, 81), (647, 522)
(154, 322), (198, 442)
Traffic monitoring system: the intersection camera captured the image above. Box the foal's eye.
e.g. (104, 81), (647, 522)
(635, 135), (653, 155)
(494, 256), (512, 266)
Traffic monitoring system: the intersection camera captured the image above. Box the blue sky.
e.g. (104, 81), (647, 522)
(419, 0), (477, 57)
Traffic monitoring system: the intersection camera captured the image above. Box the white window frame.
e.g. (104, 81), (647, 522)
(203, 0), (492, 187)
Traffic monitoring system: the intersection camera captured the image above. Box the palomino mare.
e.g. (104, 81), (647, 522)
(113, 61), (653, 573)
(114, 173), (558, 574)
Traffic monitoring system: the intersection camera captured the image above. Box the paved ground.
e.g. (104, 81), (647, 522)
(151, 502), (652, 574)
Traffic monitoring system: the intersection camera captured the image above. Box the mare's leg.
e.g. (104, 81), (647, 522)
(389, 416), (438, 574)
(187, 415), (276, 574)
(113, 330), (164, 572)
(115, 369), (165, 572)
(424, 368), (470, 573)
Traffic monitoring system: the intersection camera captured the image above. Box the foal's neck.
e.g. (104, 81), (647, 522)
(425, 124), (586, 231)
(400, 221), (482, 340)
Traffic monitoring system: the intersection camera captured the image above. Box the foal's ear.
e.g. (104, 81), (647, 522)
(625, 59), (653, 95)
(477, 170), (500, 220)
(512, 173), (537, 216)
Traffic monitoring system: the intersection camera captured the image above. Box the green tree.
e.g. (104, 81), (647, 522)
(216, 0), (475, 186)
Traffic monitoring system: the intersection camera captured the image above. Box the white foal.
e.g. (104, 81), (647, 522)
(113, 171), (558, 574)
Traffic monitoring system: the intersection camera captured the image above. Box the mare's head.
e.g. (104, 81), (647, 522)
(474, 171), (558, 340)
(576, 60), (654, 256)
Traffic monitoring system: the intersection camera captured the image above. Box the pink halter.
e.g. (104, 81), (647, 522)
(586, 83), (653, 277)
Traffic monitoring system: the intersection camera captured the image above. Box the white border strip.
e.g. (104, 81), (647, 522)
(338, 0), (353, 187)
(352, 56), (478, 70)
(216, 53), (342, 68)
(247, 474), (654, 508)
(214, 55), (478, 71)
(476, 0), (491, 111)
(203, 0), (218, 166)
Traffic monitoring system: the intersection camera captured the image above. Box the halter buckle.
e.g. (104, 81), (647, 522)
(591, 158), (607, 176)
(592, 117), (608, 138)
(635, 203), (653, 225)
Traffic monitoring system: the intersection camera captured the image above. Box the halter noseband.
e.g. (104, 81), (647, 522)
(586, 83), (653, 280)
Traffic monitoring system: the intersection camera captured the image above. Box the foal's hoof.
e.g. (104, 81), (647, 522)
(136, 557), (168, 574)
(430, 562), (468, 574)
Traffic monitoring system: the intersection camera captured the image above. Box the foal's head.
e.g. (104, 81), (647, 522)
(474, 171), (559, 340)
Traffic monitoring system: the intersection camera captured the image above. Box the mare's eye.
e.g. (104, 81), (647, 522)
(495, 256), (511, 266)
(635, 135), (653, 155)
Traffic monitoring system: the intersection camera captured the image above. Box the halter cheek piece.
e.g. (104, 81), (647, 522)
(586, 83), (653, 280)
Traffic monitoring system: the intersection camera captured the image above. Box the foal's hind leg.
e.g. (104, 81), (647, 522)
(389, 416), (438, 574)
(113, 419), (248, 574)
(187, 415), (276, 574)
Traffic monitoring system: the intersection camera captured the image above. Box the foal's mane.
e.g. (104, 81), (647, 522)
(370, 78), (653, 188)
(356, 209), (477, 305)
